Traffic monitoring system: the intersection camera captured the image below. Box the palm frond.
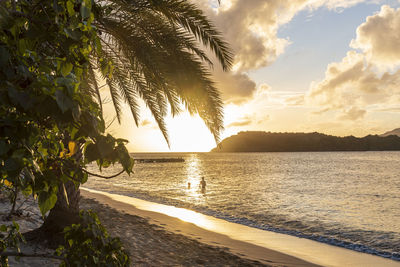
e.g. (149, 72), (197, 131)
(89, 0), (232, 144)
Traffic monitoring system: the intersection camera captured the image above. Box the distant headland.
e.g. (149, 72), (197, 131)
(211, 130), (400, 152)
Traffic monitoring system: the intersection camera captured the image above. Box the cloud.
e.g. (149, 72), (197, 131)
(215, 70), (257, 104)
(376, 106), (400, 112)
(205, 0), (290, 72)
(337, 107), (367, 120)
(227, 120), (252, 127)
(351, 5), (400, 65)
(313, 0), (370, 10)
(226, 113), (270, 128)
(304, 5), (400, 121)
(201, 0), (368, 72)
(307, 53), (400, 116)
(257, 115), (270, 124)
(195, 0), (369, 104)
(257, 83), (272, 94)
(286, 94), (305, 106)
(227, 115), (253, 127)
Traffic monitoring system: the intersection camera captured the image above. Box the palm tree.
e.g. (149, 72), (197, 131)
(85, 0), (233, 144)
(43, 0), (232, 235)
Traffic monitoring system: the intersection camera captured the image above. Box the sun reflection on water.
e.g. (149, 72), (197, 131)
(185, 154), (206, 199)
(159, 206), (215, 229)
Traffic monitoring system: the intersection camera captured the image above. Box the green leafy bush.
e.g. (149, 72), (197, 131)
(56, 210), (130, 267)
(0, 222), (24, 267)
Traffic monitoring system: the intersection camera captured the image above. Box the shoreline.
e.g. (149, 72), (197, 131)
(81, 188), (400, 267)
(1, 188), (399, 266)
(81, 188), (316, 267)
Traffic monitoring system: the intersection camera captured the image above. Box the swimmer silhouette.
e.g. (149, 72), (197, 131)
(199, 177), (206, 194)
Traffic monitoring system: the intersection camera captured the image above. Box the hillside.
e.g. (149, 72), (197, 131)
(211, 131), (400, 152)
(380, 128), (400, 137)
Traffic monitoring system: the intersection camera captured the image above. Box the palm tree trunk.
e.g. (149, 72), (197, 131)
(26, 181), (81, 246)
(42, 181), (81, 234)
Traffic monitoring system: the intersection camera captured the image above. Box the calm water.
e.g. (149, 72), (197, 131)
(85, 152), (400, 260)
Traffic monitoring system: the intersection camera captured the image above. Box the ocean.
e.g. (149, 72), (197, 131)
(84, 151), (400, 260)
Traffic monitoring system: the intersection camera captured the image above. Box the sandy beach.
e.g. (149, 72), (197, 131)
(80, 190), (318, 267)
(0, 189), (310, 267)
(2, 188), (400, 266)
(80, 189), (400, 267)
(80, 197), (273, 266)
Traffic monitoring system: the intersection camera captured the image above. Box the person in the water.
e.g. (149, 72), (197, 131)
(200, 177), (206, 193)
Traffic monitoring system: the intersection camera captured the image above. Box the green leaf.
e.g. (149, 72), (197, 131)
(84, 143), (99, 162)
(97, 135), (115, 158)
(95, 36), (102, 55)
(70, 127), (79, 140)
(116, 138), (129, 144)
(12, 221), (19, 231)
(101, 159), (111, 168)
(4, 158), (19, 172)
(7, 86), (36, 110)
(0, 140), (9, 156)
(42, 181), (49, 192)
(22, 185), (33, 197)
(55, 90), (73, 113)
(64, 28), (82, 41)
(12, 149), (25, 160)
(53, 0), (63, 12)
(61, 62), (73, 77)
(38, 187), (58, 215)
(0, 46), (10, 67)
(38, 145), (48, 157)
(80, 4), (90, 19)
(0, 225), (7, 232)
(66, 1), (75, 16)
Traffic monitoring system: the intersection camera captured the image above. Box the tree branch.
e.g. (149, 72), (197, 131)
(81, 169), (125, 179)
(60, 159), (127, 179)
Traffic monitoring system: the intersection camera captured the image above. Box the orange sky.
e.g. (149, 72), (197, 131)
(105, 1), (400, 152)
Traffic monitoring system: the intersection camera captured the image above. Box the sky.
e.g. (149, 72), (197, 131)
(106, 0), (400, 152)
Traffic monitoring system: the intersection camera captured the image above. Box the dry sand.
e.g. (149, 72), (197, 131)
(0, 192), (60, 266)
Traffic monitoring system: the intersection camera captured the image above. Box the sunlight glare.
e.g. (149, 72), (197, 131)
(167, 114), (216, 152)
(160, 206), (215, 229)
(184, 154), (207, 201)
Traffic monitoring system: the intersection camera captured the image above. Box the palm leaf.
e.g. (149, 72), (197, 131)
(89, 0), (232, 144)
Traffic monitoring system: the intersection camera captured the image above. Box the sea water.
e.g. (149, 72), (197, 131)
(84, 151), (400, 260)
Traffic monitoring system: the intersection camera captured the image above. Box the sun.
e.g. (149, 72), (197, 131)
(166, 114), (217, 152)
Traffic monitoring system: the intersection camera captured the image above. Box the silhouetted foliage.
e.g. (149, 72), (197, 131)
(212, 131), (400, 152)
(0, 0), (232, 264)
(56, 210), (130, 266)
